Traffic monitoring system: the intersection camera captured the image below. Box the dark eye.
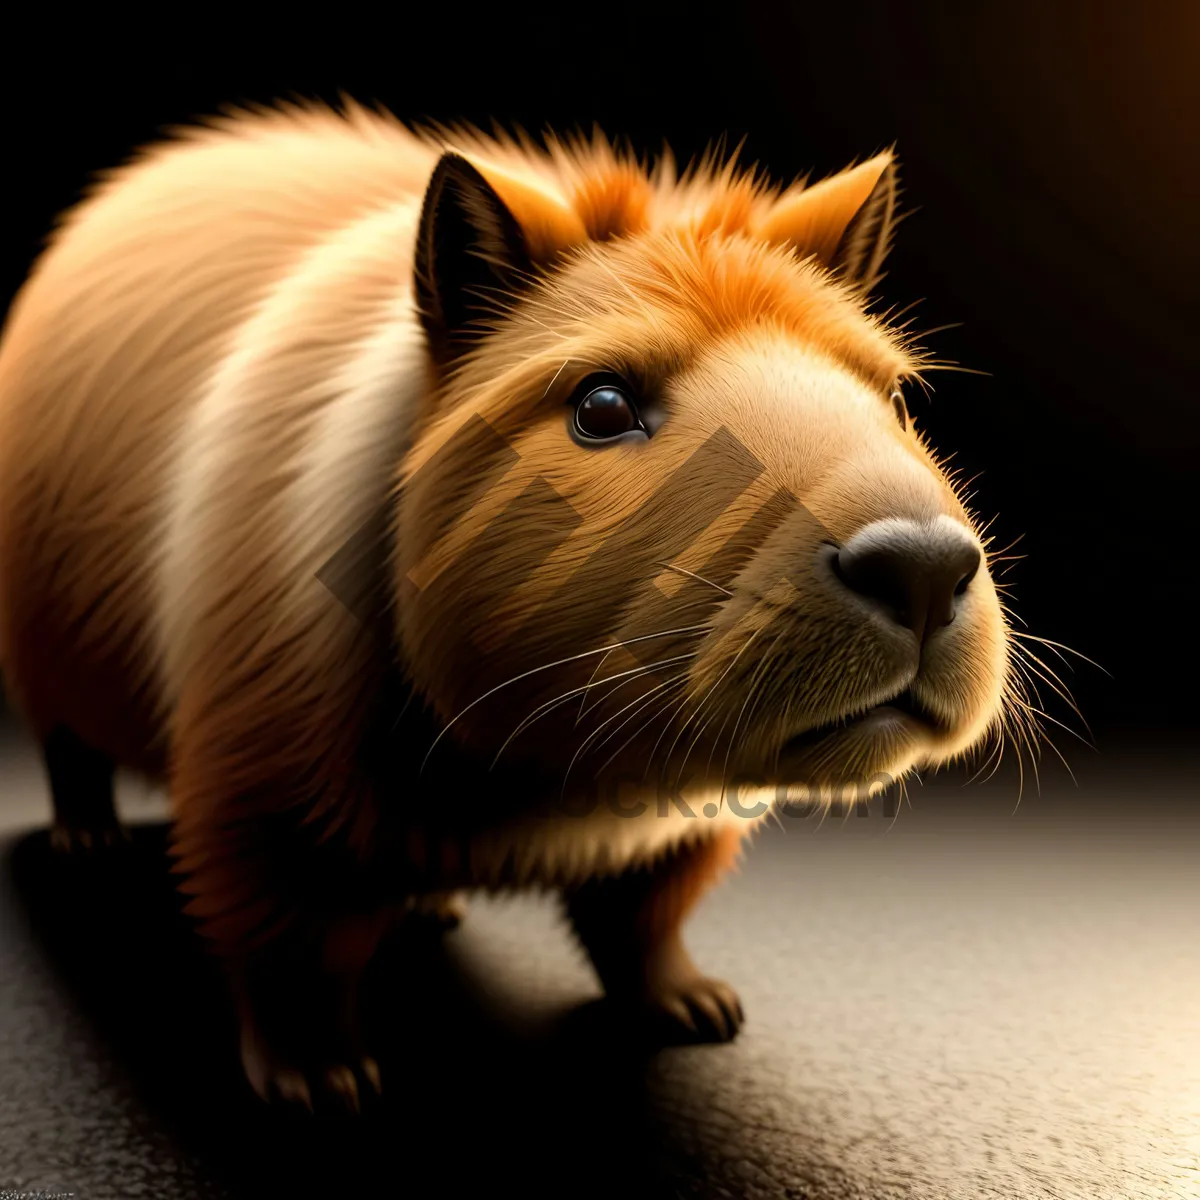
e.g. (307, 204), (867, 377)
(569, 375), (652, 445)
(577, 386), (637, 437)
(890, 389), (909, 430)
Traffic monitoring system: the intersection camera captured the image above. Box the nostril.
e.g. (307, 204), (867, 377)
(830, 520), (982, 642)
(832, 545), (919, 625)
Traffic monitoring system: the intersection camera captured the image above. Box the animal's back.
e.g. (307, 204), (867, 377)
(0, 106), (438, 769)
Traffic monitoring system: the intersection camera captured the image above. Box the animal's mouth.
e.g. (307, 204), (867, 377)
(779, 685), (947, 759)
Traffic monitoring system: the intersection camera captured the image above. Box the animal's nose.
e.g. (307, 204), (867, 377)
(831, 517), (981, 641)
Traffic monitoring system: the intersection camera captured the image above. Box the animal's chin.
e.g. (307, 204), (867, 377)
(773, 686), (949, 782)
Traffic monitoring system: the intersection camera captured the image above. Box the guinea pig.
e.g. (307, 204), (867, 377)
(0, 99), (1016, 1112)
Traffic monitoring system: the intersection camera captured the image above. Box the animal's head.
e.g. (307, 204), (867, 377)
(394, 133), (1013, 810)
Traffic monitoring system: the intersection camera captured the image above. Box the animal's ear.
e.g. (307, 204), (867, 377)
(414, 153), (534, 365)
(414, 152), (589, 366)
(754, 151), (899, 293)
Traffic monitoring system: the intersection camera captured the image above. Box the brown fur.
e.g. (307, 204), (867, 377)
(0, 99), (1011, 1106)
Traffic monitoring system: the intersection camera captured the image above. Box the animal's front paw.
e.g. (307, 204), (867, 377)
(49, 819), (130, 856)
(229, 910), (396, 1115)
(239, 1024), (382, 1116)
(641, 973), (745, 1043)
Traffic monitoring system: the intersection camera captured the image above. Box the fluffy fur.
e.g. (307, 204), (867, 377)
(0, 98), (1011, 1109)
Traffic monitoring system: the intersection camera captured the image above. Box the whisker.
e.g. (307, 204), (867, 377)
(1012, 643), (1083, 711)
(998, 600), (1029, 629)
(1011, 649), (1093, 741)
(420, 625), (712, 771)
(576, 623), (710, 724)
(572, 590), (720, 727)
(667, 628), (763, 791)
(649, 561), (733, 597)
(985, 532), (1026, 559)
(978, 734), (1006, 787)
(592, 677), (692, 775)
(581, 673), (691, 760)
(1010, 695), (1094, 753)
(915, 362), (992, 378)
(1010, 631), (1110, 676)
(643, 688), (697, 779)
(561, 667), (695, 796)
(491, 651), (697, 768)
(716, 627), (789, 808)
(539, 357), (572, 402)
(965, 724), (1004, 786)
(887, 774), (909, 832)
(1039, 730), (1079, 786)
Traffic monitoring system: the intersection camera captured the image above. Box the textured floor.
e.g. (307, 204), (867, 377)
(0, 721), (1198, 1199)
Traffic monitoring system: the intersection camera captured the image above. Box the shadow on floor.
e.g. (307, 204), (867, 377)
(5, 824), (791, 1199)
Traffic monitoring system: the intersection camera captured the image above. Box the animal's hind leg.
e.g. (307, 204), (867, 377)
(43, 724), (127, 853)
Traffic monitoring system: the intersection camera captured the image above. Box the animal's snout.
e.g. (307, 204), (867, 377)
(830, 516), (981, 643)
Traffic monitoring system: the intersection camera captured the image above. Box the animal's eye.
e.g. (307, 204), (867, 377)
(578, 387), (637, 437)
(569, 375), (647, 445)
(890, 389), (909, 430)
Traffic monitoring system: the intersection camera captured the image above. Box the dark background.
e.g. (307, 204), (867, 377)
(3, 0), (1197, 752)
(1, 7), (1198, 1197)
